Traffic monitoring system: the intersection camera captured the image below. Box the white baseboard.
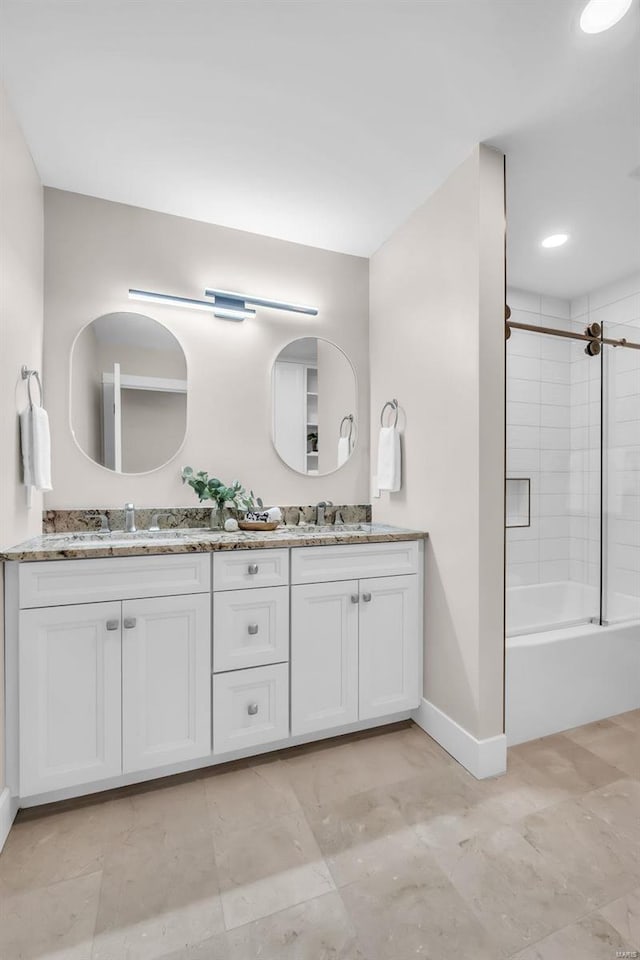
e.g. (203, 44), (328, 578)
(412, 698), (506, 779)
(0, 787), (17, 853)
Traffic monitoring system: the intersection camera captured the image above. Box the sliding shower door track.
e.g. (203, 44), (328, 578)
(506, 318), (640, 351)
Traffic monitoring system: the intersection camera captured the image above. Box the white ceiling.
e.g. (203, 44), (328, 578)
(1, 0), (638, 298)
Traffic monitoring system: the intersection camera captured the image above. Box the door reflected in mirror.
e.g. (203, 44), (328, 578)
(272, 337), (357, 475)
(70, 312), (187, 474)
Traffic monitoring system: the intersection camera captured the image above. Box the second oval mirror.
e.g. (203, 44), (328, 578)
(71, 312), (187, 474)
(272, 337), (357, 475)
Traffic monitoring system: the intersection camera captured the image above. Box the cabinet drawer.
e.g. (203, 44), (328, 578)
(213, 663), (289, 755)
(213, 549), (289, 591)
(291, 540), (419, 584)
(214, 586), (289, 673)
(19, 554), (211, 609)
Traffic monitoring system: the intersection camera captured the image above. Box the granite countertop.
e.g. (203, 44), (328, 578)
(1, 523), (427, 562)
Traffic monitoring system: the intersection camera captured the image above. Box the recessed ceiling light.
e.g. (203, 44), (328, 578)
(580, 0), (633, 34)
(541, 234), (569, 249)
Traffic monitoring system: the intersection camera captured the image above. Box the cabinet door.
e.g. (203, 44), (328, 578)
(359, 575), (420, 720)
(19, 602), (122, 797)
(291, 580), (359, 735)
(122, 594), (211, 773)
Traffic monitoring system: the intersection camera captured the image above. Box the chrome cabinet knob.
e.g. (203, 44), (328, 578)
(362, 592), (372, 603)
(106, 619), (119, 631)
(247, 623), (259, 635)
(351, 594), (359, 604)
(248, 564), (259, 575)
(123, 617), (137, 629)
(247, 703), (259, 716)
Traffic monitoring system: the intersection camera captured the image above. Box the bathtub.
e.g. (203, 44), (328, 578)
(506, 614), (640, 745)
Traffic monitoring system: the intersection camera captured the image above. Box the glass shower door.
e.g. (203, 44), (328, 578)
(603, 314), (640, 625)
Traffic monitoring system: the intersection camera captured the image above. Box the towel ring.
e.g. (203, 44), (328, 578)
(340, 414), (354, 439)
(380, 399), (398, 428)
(21, 366), (43, 407)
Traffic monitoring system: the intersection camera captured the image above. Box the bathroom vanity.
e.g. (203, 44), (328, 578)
(3, 525), (424, 806)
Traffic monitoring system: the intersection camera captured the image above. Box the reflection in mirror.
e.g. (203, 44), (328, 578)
(272, 337), (357, 475)
(71, 312), (187, 474)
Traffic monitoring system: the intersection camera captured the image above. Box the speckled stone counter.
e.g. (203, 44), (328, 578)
(2, 524), (426, 562)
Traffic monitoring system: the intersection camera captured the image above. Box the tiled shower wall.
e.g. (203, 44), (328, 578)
(507, 274), (640, 621)
(506, 289), (578, 587)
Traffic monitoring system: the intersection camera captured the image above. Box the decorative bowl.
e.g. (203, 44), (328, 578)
(238, 520), (280, 531)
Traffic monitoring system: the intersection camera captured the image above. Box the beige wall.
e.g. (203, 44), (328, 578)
(44, 189), (370, 508)
(369, 144), (505, 741)
(0, 86), (44, 787)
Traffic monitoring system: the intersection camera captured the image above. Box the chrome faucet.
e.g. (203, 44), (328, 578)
(148, 511), (171, 532)
(87, 512), (110, 533)
(315, 501), (333, 525)
(124, 503), (137, 533)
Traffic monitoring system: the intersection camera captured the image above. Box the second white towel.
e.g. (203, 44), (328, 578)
(377, 426), (401, 492)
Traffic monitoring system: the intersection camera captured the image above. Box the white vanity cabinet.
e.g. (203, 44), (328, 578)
(7, 536), (423, 806)
(290, 542), (421, 736)
(14, 555), (211, 797)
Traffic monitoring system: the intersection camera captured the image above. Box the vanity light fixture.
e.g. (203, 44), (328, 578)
(128, 287), (318, 321)
(541, 233), (569, 249)
(580, 0), (633, 33)
(128, 289), (255, 321)
(204, 288), (319, 317)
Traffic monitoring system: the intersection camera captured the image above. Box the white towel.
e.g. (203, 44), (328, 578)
(20, 404), (52, 492)
(337, 436), (350, 467)
(266, 506), (282, 523)
(377, 426), (401, 492)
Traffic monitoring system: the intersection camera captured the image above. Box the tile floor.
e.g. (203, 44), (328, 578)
(1, 711), (639, 960)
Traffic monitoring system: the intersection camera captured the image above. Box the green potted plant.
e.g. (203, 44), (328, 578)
(181, 467), (260, 529)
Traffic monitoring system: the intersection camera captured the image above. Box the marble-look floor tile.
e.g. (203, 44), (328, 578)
(568, 725), (640, 779)
(92, 800), (224, 960)
(340, 841), (507, 960)
(509, 733), (625, 797)
(511, 913), (636, 960)
(579, 778), (640, 844)
(598, 886), (640, 949)
(204, 756), (303, 839)
(429, 826), (589, 955)
(0, 796), (132, 896)
(517, 796), (640, 908)
(0, 871), (101, 960)
(225, 892), (366, 960)
(613, 710), (640, 735)
(305, 784), (423, 887)
(213, 811), (335, 930)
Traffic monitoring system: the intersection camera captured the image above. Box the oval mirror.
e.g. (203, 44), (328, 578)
(272, 337), (357, 475)
(70, 312), (187, 474)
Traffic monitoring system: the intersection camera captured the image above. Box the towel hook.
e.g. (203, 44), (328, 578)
(380, 399), (399, 428)
(21, 365), (43, 408)
(339, 414), (354, 440)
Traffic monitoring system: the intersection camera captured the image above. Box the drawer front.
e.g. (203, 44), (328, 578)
(19, 554), (211, 609)
(291, 540), (420, 584)
(214, 586), (289, 673)
(213, 549), (289, 591)
(213, 663), (289, 755)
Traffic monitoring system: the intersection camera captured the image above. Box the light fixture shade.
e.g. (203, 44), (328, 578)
(580, 0), (633, 33)
(204, 288), (318, 316)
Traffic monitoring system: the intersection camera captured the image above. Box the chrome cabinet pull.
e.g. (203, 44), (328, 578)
(248, 623), (259, 635)
(248, 563), (259, 575)
(123, 617), (137, 629)
(362, 592), (372, 603)
(106, 619), (119, 631)
(247, 703), (259, 716)
(351, 594), (359, 604)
